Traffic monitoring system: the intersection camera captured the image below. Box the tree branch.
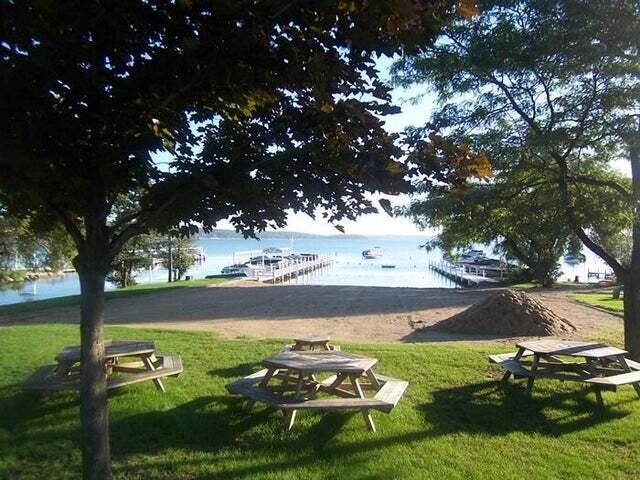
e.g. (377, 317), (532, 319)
(487, 75), (542, 134)
(107, 222), (146, 261)
(567, 175), (632, 200)
(574, 226), (624, 276)
(52, 205), (85, 247)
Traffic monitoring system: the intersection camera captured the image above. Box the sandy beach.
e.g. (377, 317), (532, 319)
(1, 280), (622, 343)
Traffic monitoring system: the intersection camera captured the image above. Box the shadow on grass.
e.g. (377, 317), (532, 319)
(418, 381), (628, 437)
(108, 393), (409, 479)
(207, 362), (262, 379)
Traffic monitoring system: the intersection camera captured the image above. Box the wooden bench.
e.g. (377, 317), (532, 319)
(226, 371), (407, 413)
(23, 354), (183, 392)
(585, 370), (640, 391)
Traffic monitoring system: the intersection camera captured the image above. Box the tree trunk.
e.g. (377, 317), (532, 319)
(624, 271), (640, 361)
(167, 242), (172, 283)
(626, 137), (640, 360)
(77, 266), (112, 480)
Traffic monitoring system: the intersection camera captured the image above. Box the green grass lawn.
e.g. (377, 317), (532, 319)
(2, 325), (639, 479)
(0, 277), (231, 316)
(571, 292), (624, 314)
(509, 281), (594, 291)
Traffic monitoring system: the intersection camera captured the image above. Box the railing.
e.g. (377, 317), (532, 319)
(259, 255), (333, 284)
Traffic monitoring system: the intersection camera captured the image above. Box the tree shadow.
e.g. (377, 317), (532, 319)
(109, 393), (427, 480)
(208, 362), (261, 379)
(417, 380), (628, 438)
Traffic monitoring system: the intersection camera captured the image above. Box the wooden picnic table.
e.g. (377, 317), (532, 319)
(24, 340), (183, 393)
(227, 349), (408, 432)
(291, 335), (334, 351)
(490, 339), (640, 406)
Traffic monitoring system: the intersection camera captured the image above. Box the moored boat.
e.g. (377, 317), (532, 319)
(362, 247), (383, 259)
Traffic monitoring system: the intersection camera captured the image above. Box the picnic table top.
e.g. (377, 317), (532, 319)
(294, 335), (330, 344)
(55, 340), (156, 363)
(515, 339), (629, 359)
(263, 350), (377, 374)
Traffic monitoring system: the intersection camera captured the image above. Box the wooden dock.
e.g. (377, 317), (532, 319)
(429, 261), (501, 287)
(260, 255), (333, 284)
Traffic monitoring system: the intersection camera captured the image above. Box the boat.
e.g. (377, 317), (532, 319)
(381, 264), (396, 269)
(564, 253), (586, 265)
(458, 249), (487, 263)
(362, 247), (383, 259)
(220, 247), (291, 277)
(220, 264), (247, 276)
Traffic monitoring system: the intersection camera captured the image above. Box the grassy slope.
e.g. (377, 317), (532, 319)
(571, 292), (624, 313)
(0, 277), (231, 316)
(1, 325), (639, 479)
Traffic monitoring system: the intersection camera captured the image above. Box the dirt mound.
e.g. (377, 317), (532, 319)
(431, 289), (576, 337)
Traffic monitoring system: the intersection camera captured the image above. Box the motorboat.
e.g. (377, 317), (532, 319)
(458, 249), (487, 263)
(362, 247), (383, 259)
(564, 253), (586, 265)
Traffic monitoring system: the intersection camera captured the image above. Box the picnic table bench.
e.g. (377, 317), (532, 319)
(227, 349), (407, 432)
(489, 339), (640, 406)
(23, 340), (183, 393)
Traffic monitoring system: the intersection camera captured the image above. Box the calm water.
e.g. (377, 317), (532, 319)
(0, 236), (613, 306)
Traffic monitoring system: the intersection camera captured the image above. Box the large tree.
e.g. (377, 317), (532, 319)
(0, 1), (474, 478)
(392, 0), (640, 357)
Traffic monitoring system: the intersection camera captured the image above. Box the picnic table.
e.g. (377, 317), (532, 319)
(23, 340), (183, 393)
(283, 335), (340, 352)
(226, 349), (407, 432)
(490, 339), (640, 406)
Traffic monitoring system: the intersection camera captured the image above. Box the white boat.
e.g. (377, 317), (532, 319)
(564, 253), (586, 265)
(221, 247), (292, 278)
(362, 247), (383, 259)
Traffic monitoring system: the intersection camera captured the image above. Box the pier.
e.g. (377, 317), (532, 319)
(428, 261), (502, 287)
(227, 248), (333, 284)
(260, 255), (333, 284)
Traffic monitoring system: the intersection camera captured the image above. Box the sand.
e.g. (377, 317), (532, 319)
(0, 281), (622, 343)
(428, 289), (576, 337)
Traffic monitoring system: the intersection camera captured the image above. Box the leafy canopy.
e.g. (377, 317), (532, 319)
(0, 0), (472, 270)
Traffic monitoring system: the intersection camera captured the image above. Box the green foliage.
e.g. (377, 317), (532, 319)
(0, 0), (463, 257)
(107, 235), (155, 288)
(392, 0), (638, 287)
(0, 215), (75, 272)
(158, 235), (197, 282)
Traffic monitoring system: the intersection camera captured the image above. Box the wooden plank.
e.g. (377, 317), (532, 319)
(585, 370), (640, 387)
(488, 351), (534, 363)
(373, 380), (408, 411)
(263, 351), (377, 374)
(56, 340), (156, 363)
(280, 398), (388, 411)
(515, 340), (604, 355)
(568, 347), (628, 359)
(493, 359), (531, 377)
(23, 365), (81, 391)
(23, 355), (183, 391)
(625, 359), (640, 371)
(143, 355), (165, 392)
(350, 375), (376, 432)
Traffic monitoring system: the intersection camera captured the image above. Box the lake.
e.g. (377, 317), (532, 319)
(0, 236), (612, 305)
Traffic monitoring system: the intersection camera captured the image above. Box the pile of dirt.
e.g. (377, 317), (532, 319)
(431, 289), (576, 337)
